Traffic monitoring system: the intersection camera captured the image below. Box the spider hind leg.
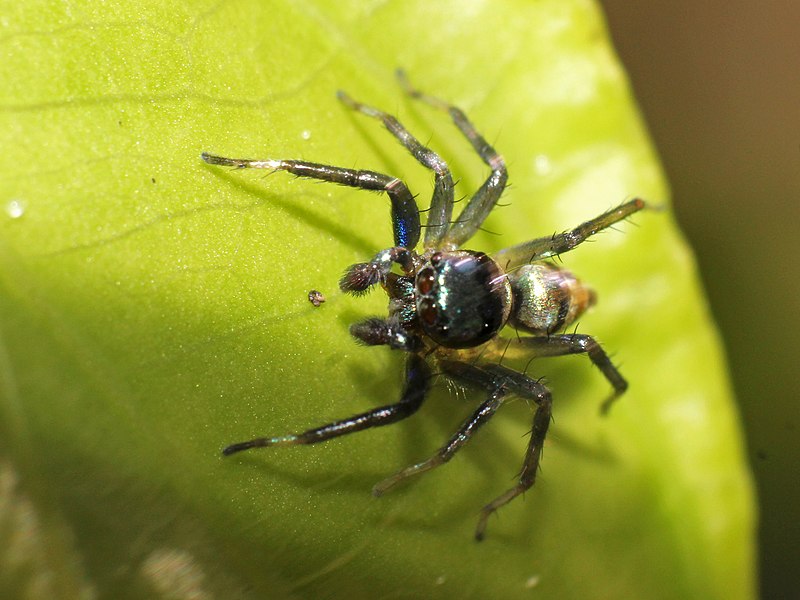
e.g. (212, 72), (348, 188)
(373, 358), (553, 542)
(503, 334), (628, 414)
(493, 198), (646, 268)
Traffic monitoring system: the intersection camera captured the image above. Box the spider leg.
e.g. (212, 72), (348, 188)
(469, 364), (553, 542)
(508, 335), (627, 413)
(222, 354), (431, 455)
(372, 375), (508, 497)
(337, 91), (454, 249)
(397, 70), (508, 249)
(201, 153), (420, 249)
(373, 359), (552, 541)
(493, 198), (646, 268)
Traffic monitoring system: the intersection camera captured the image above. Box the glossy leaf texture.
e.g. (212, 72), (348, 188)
(0, 1), (755, 598)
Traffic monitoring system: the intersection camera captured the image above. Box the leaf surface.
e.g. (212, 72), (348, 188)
(0, 1), (755, 598)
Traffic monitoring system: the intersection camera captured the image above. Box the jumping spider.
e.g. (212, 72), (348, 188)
(202, 70), (646, 541)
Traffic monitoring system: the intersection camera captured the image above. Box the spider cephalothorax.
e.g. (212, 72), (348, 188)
(203, 70), (646, 540)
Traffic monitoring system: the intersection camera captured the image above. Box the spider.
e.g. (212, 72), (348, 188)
(202, 70), (646, 541)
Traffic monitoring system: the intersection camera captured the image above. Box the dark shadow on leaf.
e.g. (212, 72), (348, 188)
(202, 163), (377, 255)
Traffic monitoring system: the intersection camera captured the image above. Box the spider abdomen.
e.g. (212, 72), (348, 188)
(415, 250), (511, 348)
(508, 263), (595, 334)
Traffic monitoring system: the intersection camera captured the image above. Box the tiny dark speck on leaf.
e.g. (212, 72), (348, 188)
(308, 290), (326, 307)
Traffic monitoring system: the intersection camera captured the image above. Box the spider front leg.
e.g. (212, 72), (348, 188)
(222, 354), (431, 455)
(493, 198), (646, 268)
(337, 91), (455, 249)
(397, 70), (508, 248)
(201, 153), (421, 249)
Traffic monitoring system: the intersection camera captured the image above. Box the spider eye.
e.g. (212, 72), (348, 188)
(418, 298), (438, 327)
(417, 268), (436, 295)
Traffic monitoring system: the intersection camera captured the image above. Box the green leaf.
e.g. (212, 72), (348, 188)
(0, 1), (756, 598)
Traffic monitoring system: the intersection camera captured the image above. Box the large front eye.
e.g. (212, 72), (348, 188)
(415, 251), (511, 349)
(418, 297), (438, 327)
(416, 267), (436, 295)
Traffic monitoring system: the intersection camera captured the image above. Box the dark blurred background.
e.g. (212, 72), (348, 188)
(600, 2), (799, 598)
